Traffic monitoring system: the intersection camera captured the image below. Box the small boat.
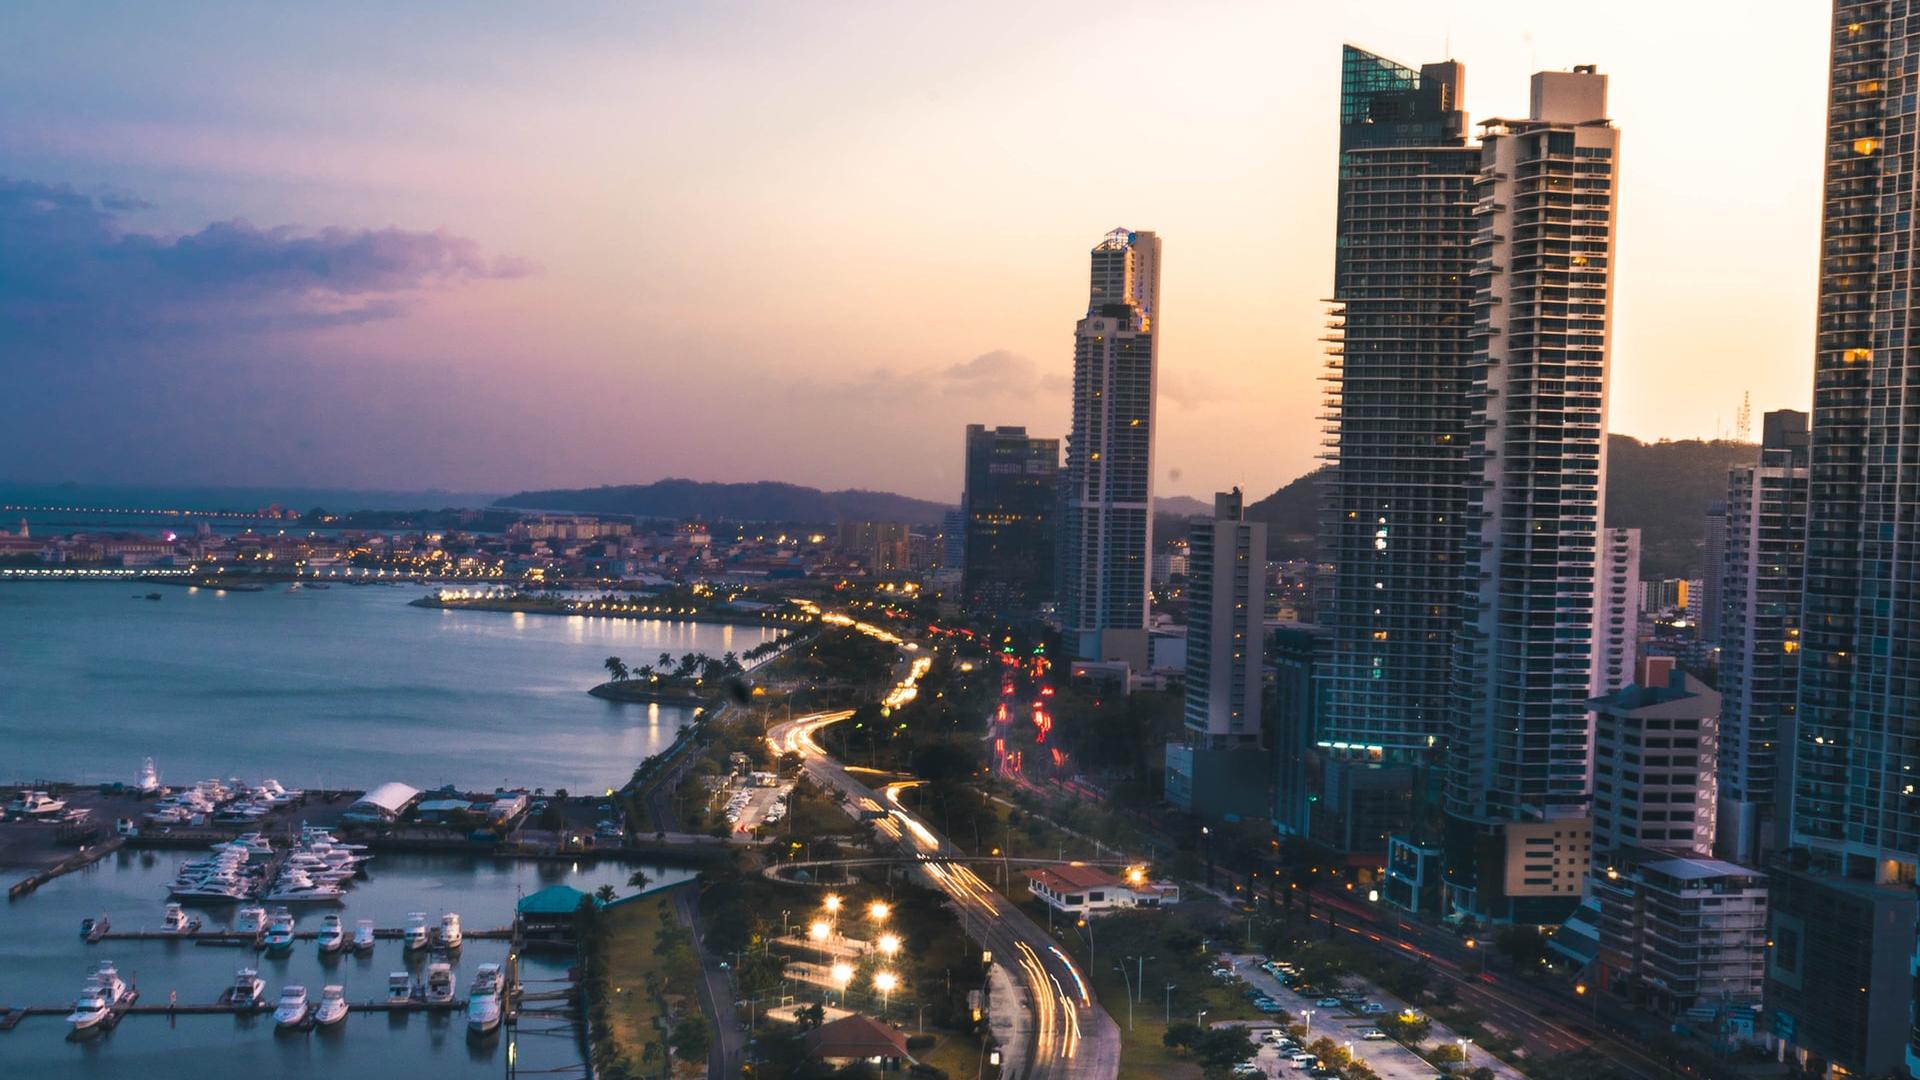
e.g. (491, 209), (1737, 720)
(316, 913), (345, 955)
(265, 870), (344, 904)
(79, 916), (109, 941)
(386, 972), (414, 1004)
(263, 911), (296, 955)
(434, 912), (463, 950)
(67, 984), (112, 1032)
(466, 963), (504, 1035)
(7, 790), (68, 817)
(424, 962), (456, 1005)
(235, 905), (268, 936)
(314, 985), (348, 1027)
(286, 583), (303, 593)
(91, 963), (129, 1006)
(161, 902), (200, 935)
(136, 757), (160, 795)
(273, 985), (310, 1029)
(402, 913), (430, 952)
(306, 582), (331, 590)
(226, 968), (265, 1006)
(144, 592), (163, 601)
(352, 919), (376, 953)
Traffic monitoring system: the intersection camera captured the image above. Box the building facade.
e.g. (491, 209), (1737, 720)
(960, 424), (1059, 616)
(1591, 526), (1642, 698)
(1590, 657), (1719, 859)
(1059, 228), (1160, 666)
(1716, 410), (1809, 865)
(1444, 67), (1619, 923)
(1318, 45), (1478, 788)
(1182, 489), (1266, 750)
(1700, 502), (1727, 648)
(1767, 8), (1920, 1076)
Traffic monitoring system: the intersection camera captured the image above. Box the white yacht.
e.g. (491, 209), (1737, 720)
(435, 912), (463, 950)
(424, 962), (456, 1005)
(235, 905), (268, 936)
(227, 968), (265, 1006)
(265, 870), (343, 903)
(67, 984), (112, 1032)
(402, 912), (430, 952)
(263, 910), (296, 955)
(91, 963), (129, 1006)
(352, 919), (376, 953)
(136, 757), (160, 795)
(225, 833), (274, 856)
(386, 971), (414, 1004)
(316, 913), (345, 954)
(466, 963), (504, 1035)
(7, 791), (68, 817)
(314, 985), (348, 1027)
(161, 902), (199, 935)
(273, 985), (310, 1029)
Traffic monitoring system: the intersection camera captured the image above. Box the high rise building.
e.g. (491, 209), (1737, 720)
(1765, 9), (1920, 1075)
(1318, 46), (1477, 796)
(1590, 656), (1718, 859)
(960, 425), (1059, 617)
(1700, 502), (1728, 647)
(1716, 409), (1808, 865)
(1443, 66), (1619, 923)
(1165, 489), (1268, 820)
(837, 521), (910, 575)
(1591, 526), (1641, 698)
(1059, 228), (1160, 668)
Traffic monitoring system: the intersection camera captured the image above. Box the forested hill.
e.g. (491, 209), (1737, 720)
(497, 479), (952, 525)
(1245, 434), (1760, 579)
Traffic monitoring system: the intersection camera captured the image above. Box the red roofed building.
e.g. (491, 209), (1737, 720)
(1024, 863), (1179, 917)
(802, 1014), (912, 1070)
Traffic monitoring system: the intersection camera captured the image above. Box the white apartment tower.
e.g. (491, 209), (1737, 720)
(1591, 526), (1641, 698)
(1060, 228), (1160, 666)
(1183, 489), (1267, 749)
(1444, 67), (1619, 923)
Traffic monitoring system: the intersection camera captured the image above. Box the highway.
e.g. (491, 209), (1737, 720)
(770, 709), (1122, 1080)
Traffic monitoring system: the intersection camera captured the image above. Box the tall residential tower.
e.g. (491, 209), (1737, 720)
(1444, 67), (1619, 923)
(1059, 228), (1160, 667)
(961, 424), (1059, 617)
(1315, 46), (1478, 852)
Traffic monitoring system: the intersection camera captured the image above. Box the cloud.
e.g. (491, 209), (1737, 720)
(792, 348), (1068, 406)
(0, 177), (531, 341)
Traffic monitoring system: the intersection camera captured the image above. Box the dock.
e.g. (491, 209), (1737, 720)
(91, 925), (512, 944)
(2, 996), (477, 1028)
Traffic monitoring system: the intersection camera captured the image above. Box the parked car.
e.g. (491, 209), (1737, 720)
(1360, 1002), (1387, 1014)
(1361, 1028), (1388, 1040)
(1315, 997), (1342, 1008)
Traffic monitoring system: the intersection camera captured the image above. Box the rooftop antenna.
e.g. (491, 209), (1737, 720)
(1734, 390), (1752, 441)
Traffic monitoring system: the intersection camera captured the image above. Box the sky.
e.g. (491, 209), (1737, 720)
(0, 1), (1830, 502)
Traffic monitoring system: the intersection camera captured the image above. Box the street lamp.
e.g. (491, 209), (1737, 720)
(831, 962), (853, 1007)
(875, 970), (898, 1014)
(824, 894), (843, 916)
(879, 933), (901, 959)
(1164, 983), (1176, 1025)
(811, 919), (831, 944)
(869, 900), (891, 922)
(1303, 1008), (1314, 1034)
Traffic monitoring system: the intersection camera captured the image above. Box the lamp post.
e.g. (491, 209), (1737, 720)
(1197, 1008), (1208, 1031)
(1113, 964), (1134, 1031)
(831, 962), (853, 1008)
(1303, 1008), (1314, 1035)
(875, 970), (898, 1015)
(1164, 983), (1176, 1025)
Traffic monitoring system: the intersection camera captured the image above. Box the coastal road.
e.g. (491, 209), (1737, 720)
(769, 711), (1121, 1080)
(667, 882), (747, 1077)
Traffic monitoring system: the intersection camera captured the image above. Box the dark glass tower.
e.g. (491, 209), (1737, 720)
(1316, 47), (1476, 851)
(961, 424), (1058, 617)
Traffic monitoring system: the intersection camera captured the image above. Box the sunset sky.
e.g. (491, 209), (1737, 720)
(1, 1), (1829, 502)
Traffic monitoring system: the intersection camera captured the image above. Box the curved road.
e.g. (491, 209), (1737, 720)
(770, 710), (1121, 1080)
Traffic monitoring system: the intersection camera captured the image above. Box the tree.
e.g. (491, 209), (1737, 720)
(636, 664), (655, 682)
(1495, 925), (1549, 967)
(1197, 1027), (1257, 1068)
(669, 1015), (711, 1062)
(658, 651), (675, 672)
(604, 656), (628, 682)
(1162, 1021), (1204, 1052)
(628, 869), (651, 891)
(796, 1001), (825, 1030)
(595, 884), (617, 904)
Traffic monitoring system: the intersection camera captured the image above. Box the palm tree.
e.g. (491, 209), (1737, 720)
(658, 651), (675, 672)
(604, 656), (628, 682)
(594, 884), (617, 905)
(722, 651), (742, 674)
(636, 664), (655, 682)
(628, 869), (650, 892)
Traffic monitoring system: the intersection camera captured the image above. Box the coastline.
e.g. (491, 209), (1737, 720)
(409, 592), (809, 628)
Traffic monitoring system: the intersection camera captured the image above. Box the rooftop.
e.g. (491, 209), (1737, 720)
(1025, 863), (1125, 892)
(803, 1015), (910, 1060)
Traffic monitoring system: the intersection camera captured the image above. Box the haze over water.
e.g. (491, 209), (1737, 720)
(0, 583), (777, 792)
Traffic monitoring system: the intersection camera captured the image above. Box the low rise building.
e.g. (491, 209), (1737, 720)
(1024, 864), (1179, 917)
(343, 781), (421, 824)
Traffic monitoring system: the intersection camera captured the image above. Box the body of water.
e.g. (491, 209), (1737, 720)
(0, 847), (686, 1078)
(0, 582), (777, 792)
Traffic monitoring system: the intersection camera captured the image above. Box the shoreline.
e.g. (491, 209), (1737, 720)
(409, 592), (809, 629)
(587, 681), (711, 707)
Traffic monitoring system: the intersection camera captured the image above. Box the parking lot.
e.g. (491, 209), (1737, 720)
(1217, 952), (1521, 1080)
(720, 780), (792, 835)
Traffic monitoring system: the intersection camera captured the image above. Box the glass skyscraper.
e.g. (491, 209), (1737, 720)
(960, 424), (1058, 617)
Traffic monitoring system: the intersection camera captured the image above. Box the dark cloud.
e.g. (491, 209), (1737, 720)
(0, 177), (532, 341)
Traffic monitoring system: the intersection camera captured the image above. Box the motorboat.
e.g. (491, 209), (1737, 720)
(227, 968), (265, 1006)
(316, 913), (345, 954)
(424, 962), (456, 1005)
(265, 870), (343, 903)
(434, 912), (463, 950)
(224, 833), (274, 856)
(7, 790), (68, 817)
(235, 905), (268, 936)
(273, 985), (310, 1029)
(386, 972), (414, 1004)
(91, 963), (129, 1006)
(67, 984), (112, 1032)
(352, 919), (376, 953)
(136, 757), (160, 795)
(402, 913), (430, 952)
(263, 910), (296, 954)
(314, 985), (348, 1027)
(466, 963), (504, 1035)
(161, 902), (200, 935)
(79, 915), (109, 940)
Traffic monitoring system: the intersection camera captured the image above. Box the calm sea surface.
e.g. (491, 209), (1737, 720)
(0, 582), (776, 791)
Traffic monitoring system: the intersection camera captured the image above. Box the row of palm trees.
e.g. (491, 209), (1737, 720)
(604, 650), (745, 686)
